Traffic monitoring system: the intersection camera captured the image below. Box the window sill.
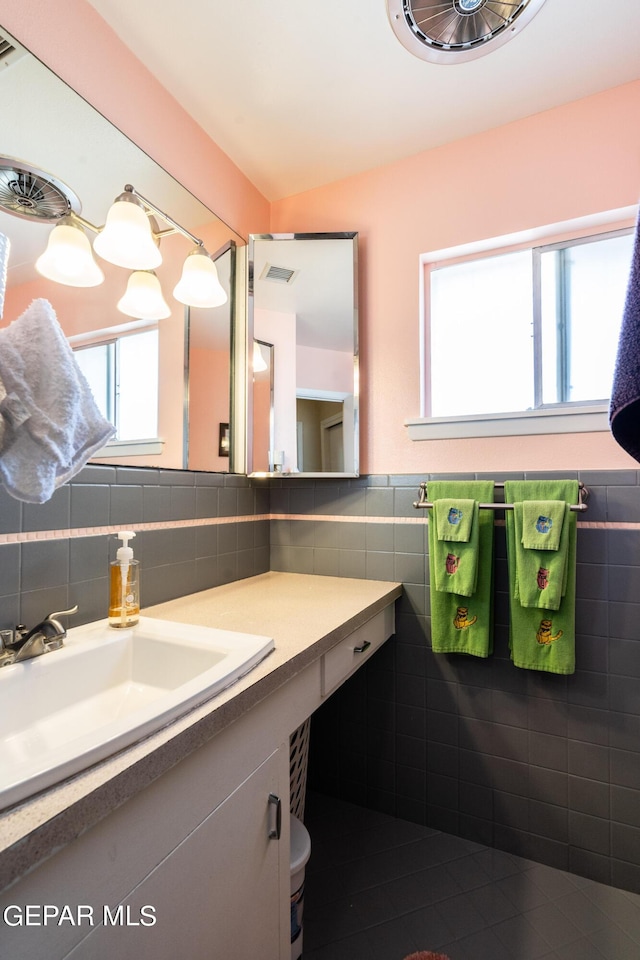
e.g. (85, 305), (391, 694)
(405, 405), (609, 441)
(92, 438), (165, 458)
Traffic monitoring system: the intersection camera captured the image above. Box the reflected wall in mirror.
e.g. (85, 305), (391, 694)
(251, 340), (274, 473)
(248, 233), (359, 478)
(0, 26), (244, 473)
(184, 242), (236, 471)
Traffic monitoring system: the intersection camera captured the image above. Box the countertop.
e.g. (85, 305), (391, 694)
(0, 572), (402, 892)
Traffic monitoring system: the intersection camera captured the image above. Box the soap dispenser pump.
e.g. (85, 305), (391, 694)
(109, 530), (140, 628)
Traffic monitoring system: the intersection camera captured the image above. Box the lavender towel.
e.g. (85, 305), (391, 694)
(610, 210), (640, 460)
(0, 299), (115, 503)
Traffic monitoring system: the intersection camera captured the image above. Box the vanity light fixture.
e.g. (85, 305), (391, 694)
(0, 163), (228, 313)
(35, 216), (105, 287)
(93, 189), (162, 270)
(173, 247), (228, 309)
(253, 340), (268, 373)
(97, 185), (227, 310)
(117, 270), (171, 321)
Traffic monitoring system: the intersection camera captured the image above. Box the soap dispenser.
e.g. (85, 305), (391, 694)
(109, 530), (140, 628)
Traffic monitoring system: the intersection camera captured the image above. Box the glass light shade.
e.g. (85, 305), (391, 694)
(173, 249), (228, 308)
(253, 340), (268, 373)
(117, 270), (171, 321)
(93, 197), (162, 270)
(35, 220), (104, 287)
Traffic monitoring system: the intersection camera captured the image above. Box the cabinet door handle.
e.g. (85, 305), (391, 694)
(353, 640), (371, 654)
(268, 793), (282, 840)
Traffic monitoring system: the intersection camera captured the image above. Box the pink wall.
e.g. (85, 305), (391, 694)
(271, 81), (640, 474)
(188, 347), (231, 472)
(3, 0), (639, 475)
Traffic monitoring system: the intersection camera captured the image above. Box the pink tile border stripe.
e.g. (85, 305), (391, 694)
(0, 513), (625, 546)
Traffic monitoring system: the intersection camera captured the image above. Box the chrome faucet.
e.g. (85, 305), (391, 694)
(0, 605), (78, 666)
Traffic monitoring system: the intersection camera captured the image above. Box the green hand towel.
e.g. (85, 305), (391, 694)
(521, 500), (566, 550)
(428, 480), (495, 658)
(432, 499), (480, 597)
(504, 480), (579, 675)
(513, 502), (572, 610)
(433, 499), (476, 542)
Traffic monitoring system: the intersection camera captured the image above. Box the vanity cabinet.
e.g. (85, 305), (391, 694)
(1, 725), (291, 960)
(69, 748), (290, 960)
(0, 574), (401, 960)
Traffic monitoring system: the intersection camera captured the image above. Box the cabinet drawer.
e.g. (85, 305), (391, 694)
(321, 604), (395, 697)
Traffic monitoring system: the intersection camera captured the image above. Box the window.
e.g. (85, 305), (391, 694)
(74, 328), (159, 441)
(427, 228), (633, 421)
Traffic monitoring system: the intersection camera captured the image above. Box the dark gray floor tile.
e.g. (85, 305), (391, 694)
(445, 853), (492, 891)
(551, 937), (608, 959)
(588, 925), (640, 960)
(439, 927), (512, 959)
(383, 863), (462, 914)
(497, 872), (551, 911)
(471, 845), (526, 880)
(493, 913), (554, 958)
(555, 889), (611, 935)
(468, 881), (520, 924)
(403, 902), (456, 949)
(525, 901), (583, 950)
(434, 891), (487, 939)
(303, 792), (639, 959)
(525, 862), (583, 898)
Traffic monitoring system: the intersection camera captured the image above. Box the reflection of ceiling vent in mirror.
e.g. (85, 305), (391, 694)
(0, 158), (81, 222)
(261, 263), (298, 284)
(0, 32), (26, 70)
(386, 0), (548, 64)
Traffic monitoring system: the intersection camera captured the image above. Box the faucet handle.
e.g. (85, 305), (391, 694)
(45, 604), (79, 637)
(46, 604), (79, 623)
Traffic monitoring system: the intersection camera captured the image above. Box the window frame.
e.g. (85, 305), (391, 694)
(408, 209), (637, 442)
(71, 323), (163, 457)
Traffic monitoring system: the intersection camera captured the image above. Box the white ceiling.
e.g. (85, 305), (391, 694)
(85, 0), (640, 201)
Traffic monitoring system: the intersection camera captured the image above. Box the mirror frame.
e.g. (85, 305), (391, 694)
(246, 232), (359, 478)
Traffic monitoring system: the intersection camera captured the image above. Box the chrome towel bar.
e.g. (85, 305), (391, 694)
(413, 481), (589, 513)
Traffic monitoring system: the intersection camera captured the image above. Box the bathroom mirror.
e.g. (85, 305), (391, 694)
(0, 26), (245, 473)
(248, 233), (359, 477)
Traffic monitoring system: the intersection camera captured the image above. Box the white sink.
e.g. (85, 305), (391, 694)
(0, 616), (274, 811)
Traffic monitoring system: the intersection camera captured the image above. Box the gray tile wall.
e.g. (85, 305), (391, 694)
(4, 464), (640, 895)
(279, 471), (640, 895)
(0, 465), (270, 634)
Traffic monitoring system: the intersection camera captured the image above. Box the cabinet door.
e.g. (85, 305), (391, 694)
(69, 747), (289, 960)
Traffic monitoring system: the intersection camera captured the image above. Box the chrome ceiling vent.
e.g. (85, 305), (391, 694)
(0, 158), (81, 223)
(261, 263), (298, 284)
(386, 0), (548, 64)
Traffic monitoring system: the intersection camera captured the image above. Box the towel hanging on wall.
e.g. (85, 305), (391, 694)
(504, 479), (579, 675)
(610, 209), (640, 461)
(0, 298), (115, 503)
(427, 480), (495, 658)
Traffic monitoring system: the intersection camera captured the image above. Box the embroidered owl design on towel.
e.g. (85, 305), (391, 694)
(536, 515), (553, 534)
(445, 553), (460, 575)
(536, 619), (563, 645)
(447, 507), (463, 526)
(453, 606), (477, 629)
(537, 567), (549, 590)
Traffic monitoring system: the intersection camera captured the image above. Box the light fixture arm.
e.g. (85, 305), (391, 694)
(124, 185), (205, 250)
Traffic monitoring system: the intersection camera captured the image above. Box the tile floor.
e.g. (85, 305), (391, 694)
(301, 792), (640, 960)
